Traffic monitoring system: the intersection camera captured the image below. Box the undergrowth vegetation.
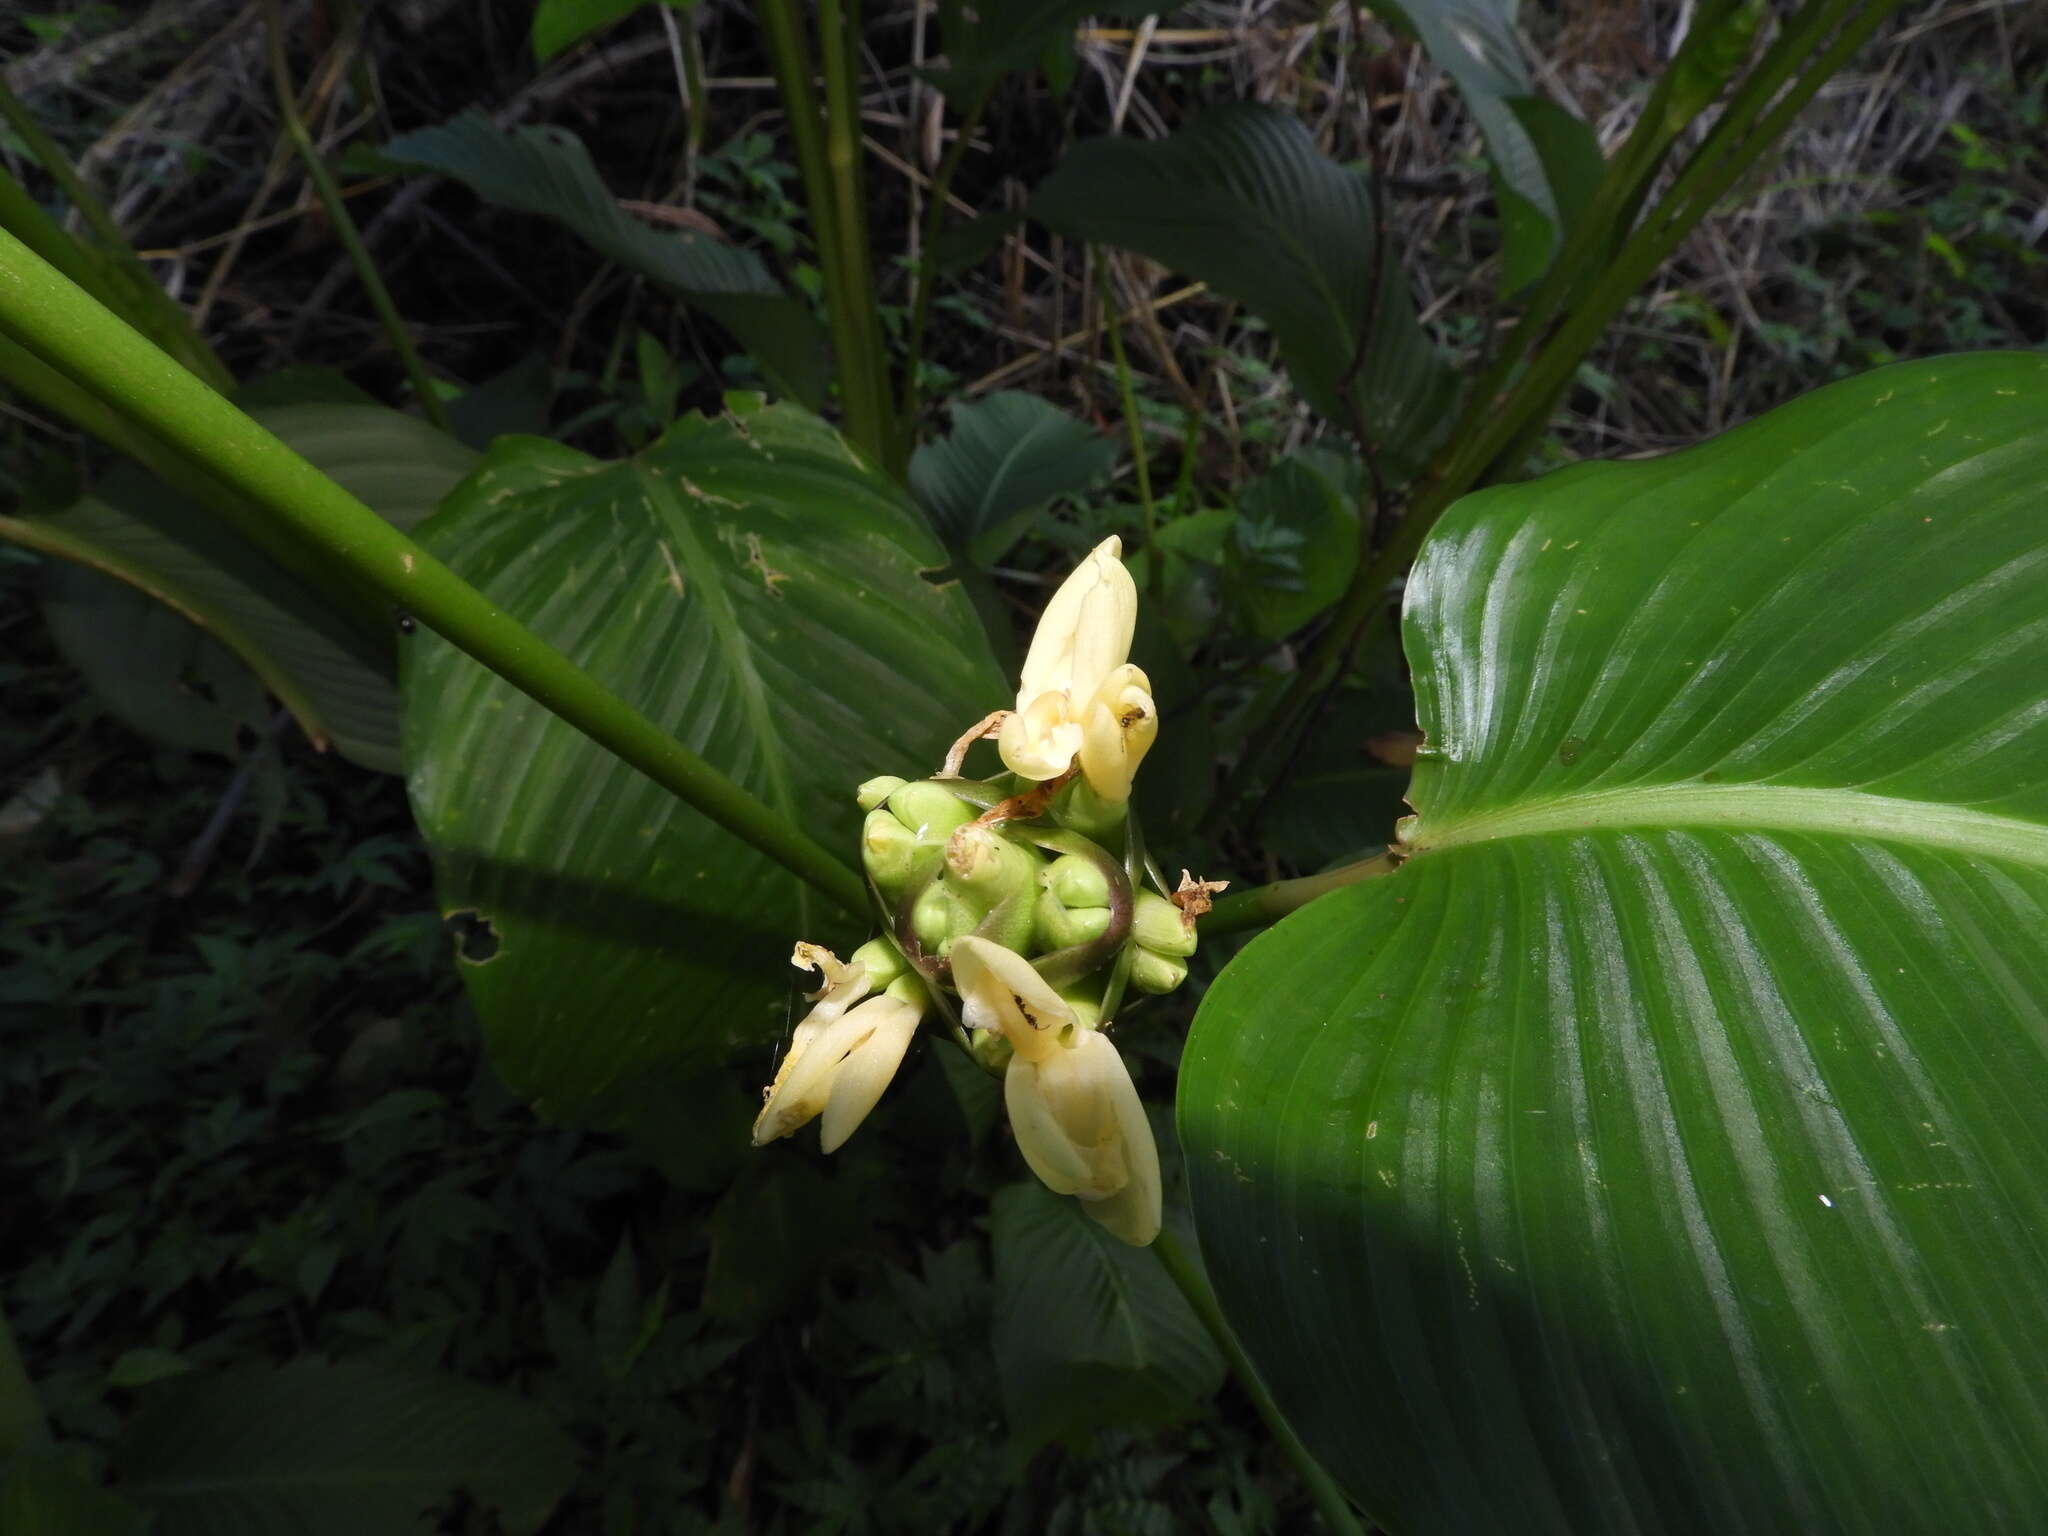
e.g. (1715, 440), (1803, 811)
(2, 543), (1302, 1530)
(3, 0), (2044, 1531)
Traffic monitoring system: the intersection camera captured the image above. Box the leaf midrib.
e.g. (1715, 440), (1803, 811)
(1405, 783), (2048, 868)
(640, 470), (808, 928)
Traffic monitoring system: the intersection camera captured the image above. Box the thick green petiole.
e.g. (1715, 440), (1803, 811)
(0, 227), (868, 919)
(1201, 851), (1399, 936)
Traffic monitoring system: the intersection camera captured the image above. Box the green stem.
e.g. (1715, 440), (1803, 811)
(898, 98), (986, 439)
(1444, 0), (1881, 498)
(757, 0), (894, 471)
(263, 0), (450, 434)
(0, 326), (391, 640)
(0, 79), (231, 390)
(0, 1299), (48, 1460)
(0, 82), (132, 258)
(1102, 266), (1157, 571)
(1202, 851), (1398, 936)
(676, 8), (709, 199)
(1478, 0), (1904, 479)
(755, 0), (839, 265)
(815, 0), (894, 466)
(1209, 0), (1897, 829)
(0, 226), (868, 918)
(0, 161), (109, 298)
(1152, 1228), (1375, 1534)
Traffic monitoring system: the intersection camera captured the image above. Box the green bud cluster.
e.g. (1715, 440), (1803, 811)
(860, 780), (976, 907)
(856, 776), (1204, 1023)
(1127, 891), (1196, 995)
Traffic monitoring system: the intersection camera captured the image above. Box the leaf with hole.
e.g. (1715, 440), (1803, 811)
(376, 113), (828, 408)
(1028, 104), (1458, 473)
(1182, 352), (2048, 1532)
(400, 399), (1003, 1168)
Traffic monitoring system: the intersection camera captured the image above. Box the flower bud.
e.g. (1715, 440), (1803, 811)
(1035, 889), (1113, 950)
(1043, 852), (1111, 910)
(911, 882), (975, 952)
(850, 936), (909, 990)
(945, 824), (1039, 913)
(862, 808), (940, 898)
(973, 887), (1038, 958)
(1128, 947), (1189, 995)
(1131, 891), (1198, 958)
(888, 781), (977, 839)
(1050, 775), (1128, 840)
(856, 774), (909, 811)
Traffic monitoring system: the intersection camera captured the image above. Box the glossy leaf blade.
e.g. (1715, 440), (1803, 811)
(1183, 353), (2048, 1533)
(401, 400), (1003, 1146)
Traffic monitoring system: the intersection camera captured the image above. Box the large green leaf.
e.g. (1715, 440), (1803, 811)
(113, 1360), (576, 1535)
(1028, 105), (1458, 474)
(376, 114), (829, 409)
(1375, 0), (1602, 289)
(2, 403), (476, 771)
(1182, 353), (2048, 1532)
(989, 1183), (1224, 1455)
(401, 398), (1003, 1153)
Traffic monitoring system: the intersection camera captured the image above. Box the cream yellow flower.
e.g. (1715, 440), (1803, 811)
(753, 941), (922, 1152)
(997, 537), (1158, 803)
(950, 935), (1162, 1245)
